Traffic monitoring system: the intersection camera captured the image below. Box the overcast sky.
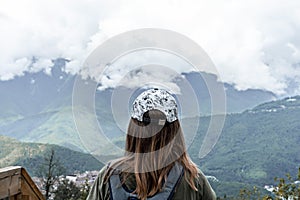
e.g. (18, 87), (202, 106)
(0, 0), (300, 96)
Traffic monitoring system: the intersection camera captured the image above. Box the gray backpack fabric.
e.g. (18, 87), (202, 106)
(108, 163), (184, 200)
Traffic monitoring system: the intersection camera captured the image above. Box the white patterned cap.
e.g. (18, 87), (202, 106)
(131, 88), (178, 122)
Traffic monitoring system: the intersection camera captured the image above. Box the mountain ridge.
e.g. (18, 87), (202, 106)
(0, 60), (277, 150)
(0, 135), (103, 176)
(0, 95), (300, 197)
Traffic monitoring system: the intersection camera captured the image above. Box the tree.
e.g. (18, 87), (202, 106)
(54, 179), (81, 200)
(38, 148), (65, 200)
(217, 167), (300, 200)
(54, 178), (90, 200)
(80, 179), (91, 200)
(273, 167), (300, 199)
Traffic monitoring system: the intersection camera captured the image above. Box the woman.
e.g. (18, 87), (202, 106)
(87, 88), (216, 200)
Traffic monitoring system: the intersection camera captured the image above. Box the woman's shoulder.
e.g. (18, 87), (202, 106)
(173, 167), (216, 200)
(86, 165), (111, 200)
(93, 165), (109, 183)
(195, 168), (210, 184)
(96, 162), (119, 178)
(194, 168), (216, 200)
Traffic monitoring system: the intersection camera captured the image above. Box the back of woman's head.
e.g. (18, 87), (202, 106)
(126, 109), (186, 169)
(126, 109), (182, 152)
(105, 89), (199, 200)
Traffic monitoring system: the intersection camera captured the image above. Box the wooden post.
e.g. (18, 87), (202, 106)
(0, 166), (45, 200)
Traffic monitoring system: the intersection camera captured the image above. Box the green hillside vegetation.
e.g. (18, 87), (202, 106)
(190, 96), (300, 196)
(23, 107), (85, 151)
(251, 95), (300, 112)
(0, 91), (116, 152)
(0, 135), (103, 176)
(1, 96), (300, 197)
(0, 107), (86, 152)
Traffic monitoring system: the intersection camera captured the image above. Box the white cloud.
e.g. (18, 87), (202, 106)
(95, 49), (194, 94)
(30, 58), (53, 74)
(0, 0), (300, 95)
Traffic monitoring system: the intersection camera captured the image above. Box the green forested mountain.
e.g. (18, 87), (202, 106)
(188, 96), (300, 196)
(0, 92), (300, 196)
(0, 135), (103, 176)
(0, 62), (276, 152)
(0, 107), (86, 152)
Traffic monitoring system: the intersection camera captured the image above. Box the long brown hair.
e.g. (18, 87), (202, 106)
(104, 110), (199, 200)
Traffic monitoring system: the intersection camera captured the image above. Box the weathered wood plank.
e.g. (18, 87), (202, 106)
(0, 167), (21, 199)
(0, 166), (45, 200)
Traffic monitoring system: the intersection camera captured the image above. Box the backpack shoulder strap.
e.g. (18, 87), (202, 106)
(109, 172), (139, 200)
(109, 162), (184, 200)
(148, 162), (183, 200)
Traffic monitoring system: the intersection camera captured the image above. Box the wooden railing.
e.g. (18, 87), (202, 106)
(0, 166), (45, 200)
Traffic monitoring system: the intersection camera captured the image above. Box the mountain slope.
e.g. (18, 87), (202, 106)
(0, 96), (300, 197)
(0, 59), (73, 118)
(0, 62), (276, 151)
(189, 96), (300, 196)
(0, 135), (103, 176)
(183, 72), (276, 114)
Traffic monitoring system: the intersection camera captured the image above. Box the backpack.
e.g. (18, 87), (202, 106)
(109, 162), (184, 200)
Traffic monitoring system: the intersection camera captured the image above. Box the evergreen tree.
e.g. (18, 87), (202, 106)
(38, 148), (65, 199)
(54, 179), (81, 200)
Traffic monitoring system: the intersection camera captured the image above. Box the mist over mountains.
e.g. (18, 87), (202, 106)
(1, 59), (300, 196)
(0, 59), (276, 150)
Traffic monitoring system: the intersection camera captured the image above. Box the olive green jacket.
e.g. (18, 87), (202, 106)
(87, 166), (216, 200)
